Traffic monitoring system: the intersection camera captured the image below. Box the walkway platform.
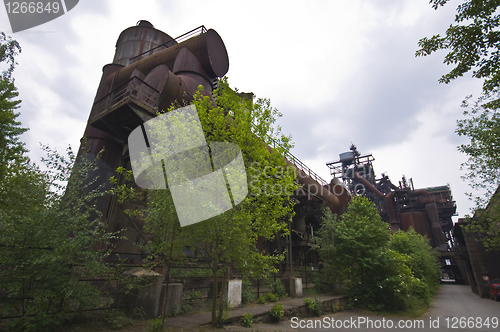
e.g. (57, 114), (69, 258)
(164, 294), (347, 329)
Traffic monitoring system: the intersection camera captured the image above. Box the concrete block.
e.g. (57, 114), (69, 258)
(289, 277), (303, 298)
(224, 279), (242, 308)
(122, 268), (164, 319)
(159, 283), (183, 314)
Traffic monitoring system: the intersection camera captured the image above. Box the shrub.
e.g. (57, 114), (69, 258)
(266, 292), (279, 302)
(147, 316), (163, 332)
(270, 279), (287, 298)
(257, 295), (266, 304)
(242, 313), (253, 328)
(304, 298), (314, 310)
(241, 281), (254, 303)
(304, 297), (322, 316)
(270, 303), (284, 321)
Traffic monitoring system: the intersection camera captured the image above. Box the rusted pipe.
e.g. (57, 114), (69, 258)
(355, 172), (397, 224)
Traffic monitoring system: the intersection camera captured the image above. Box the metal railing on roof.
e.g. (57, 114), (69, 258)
(129, 25), (207, 62)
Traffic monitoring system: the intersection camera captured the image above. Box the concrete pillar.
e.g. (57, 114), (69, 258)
(122, 268), (163, 319)
(224, 279), (242, 308)
(289, 277), (303, 298)
(159, 283), (183, 314)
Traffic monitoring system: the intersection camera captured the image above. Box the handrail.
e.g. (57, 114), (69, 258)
(90, 77), (160, 119)
(264, 134), (328, 187)
(129, 25), (207, 62)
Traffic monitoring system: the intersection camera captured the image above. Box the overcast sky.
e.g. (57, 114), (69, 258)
(1, 0), (486, 220)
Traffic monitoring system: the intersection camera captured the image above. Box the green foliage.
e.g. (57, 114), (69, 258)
(388, 228), (441, 291)
(242, 313), (253, 328)
(0, 146), (122, 331)
(270, 279), (287, 299)
(416, 1), (500, 250)
(314, 209), (342, 293)
(269, 303), (284, 321)
(266, 293), (279, 302)
(315, 197), (440, 312)
(257, 295), (266, 304)
(172, 79), (295, 326)
(0, 33), (26, 184)
(146, 316), (163, 332)
(416, 0), (500, 100)
(241, 281), (254, 304)
(454, 94), (500, 250)
(304, 297), (323, 316)
(102, 309), (135, 330)
(304, 298), (314, 310)
(110, 78), (295, 327)
(456, 95), (500, 206)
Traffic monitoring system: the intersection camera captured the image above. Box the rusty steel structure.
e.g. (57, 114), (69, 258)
(326, 144), (456, 252)
(78, 21), (348, 267)
(78, 21), (230, 262)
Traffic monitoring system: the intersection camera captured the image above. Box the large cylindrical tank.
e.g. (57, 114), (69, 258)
(113, 20), (177, 66)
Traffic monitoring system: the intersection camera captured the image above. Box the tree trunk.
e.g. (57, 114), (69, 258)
(161, 264), (170, 330)
(217, 267), (229, 326)
(211, 267), (218, 325)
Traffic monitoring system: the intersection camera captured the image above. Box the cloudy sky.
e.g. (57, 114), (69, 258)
(1, 0), (486, 220)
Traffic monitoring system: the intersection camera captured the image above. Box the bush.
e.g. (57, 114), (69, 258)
(304, 297), (322, 316)
(257, 295), (266, 304)
(270, 279), (287, 298)
(266, 292), (279, 302)
(242, 313), (253, 328)
(304, 298), (314, 310)
(147, 316), (163, 332)
(241, 281), (254, 303)
(270, 303), (284, 321)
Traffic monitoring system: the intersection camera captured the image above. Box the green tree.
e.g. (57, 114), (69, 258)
(416, 0), (500, 103)
(417, 0), (500, 250)
(316, 197), (440, 311)
(137, 79), (296, 326)
(314, 209), (344, 294)
(326, 196), (391, 309)
(388, 229), (441, 304)
(185, 80), (295, 326)
(0, 32), (26, 183)
(1, 146), (122, 331)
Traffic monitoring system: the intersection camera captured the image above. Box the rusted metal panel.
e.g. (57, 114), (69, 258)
(113, 20), (176, 66)
(106, 29), (229, 87)
(400, 211), (434, 243)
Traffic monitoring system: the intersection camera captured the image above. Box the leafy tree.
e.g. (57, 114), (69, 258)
(325, 196), (390, 308)
(181, 80), (296, 326)
(111, 170), (186, 328)
(0, 35), (123, 330)
(388, 229), (441, 304)
(416, 0), (500, 103)
(316, 197), (440, 311)
(0, 32), (26, 183)
(314, 209), (344, 294)
(132, 79), (296, 326)
(417, 0), (500, 250)
(456, 94), (500, 205)
(1, 146), (122, 331)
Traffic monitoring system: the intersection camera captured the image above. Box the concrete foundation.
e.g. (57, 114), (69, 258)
(122, 268), (164, 319)
(289, 277), (303, 298)
(159, 283), (183, 314)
